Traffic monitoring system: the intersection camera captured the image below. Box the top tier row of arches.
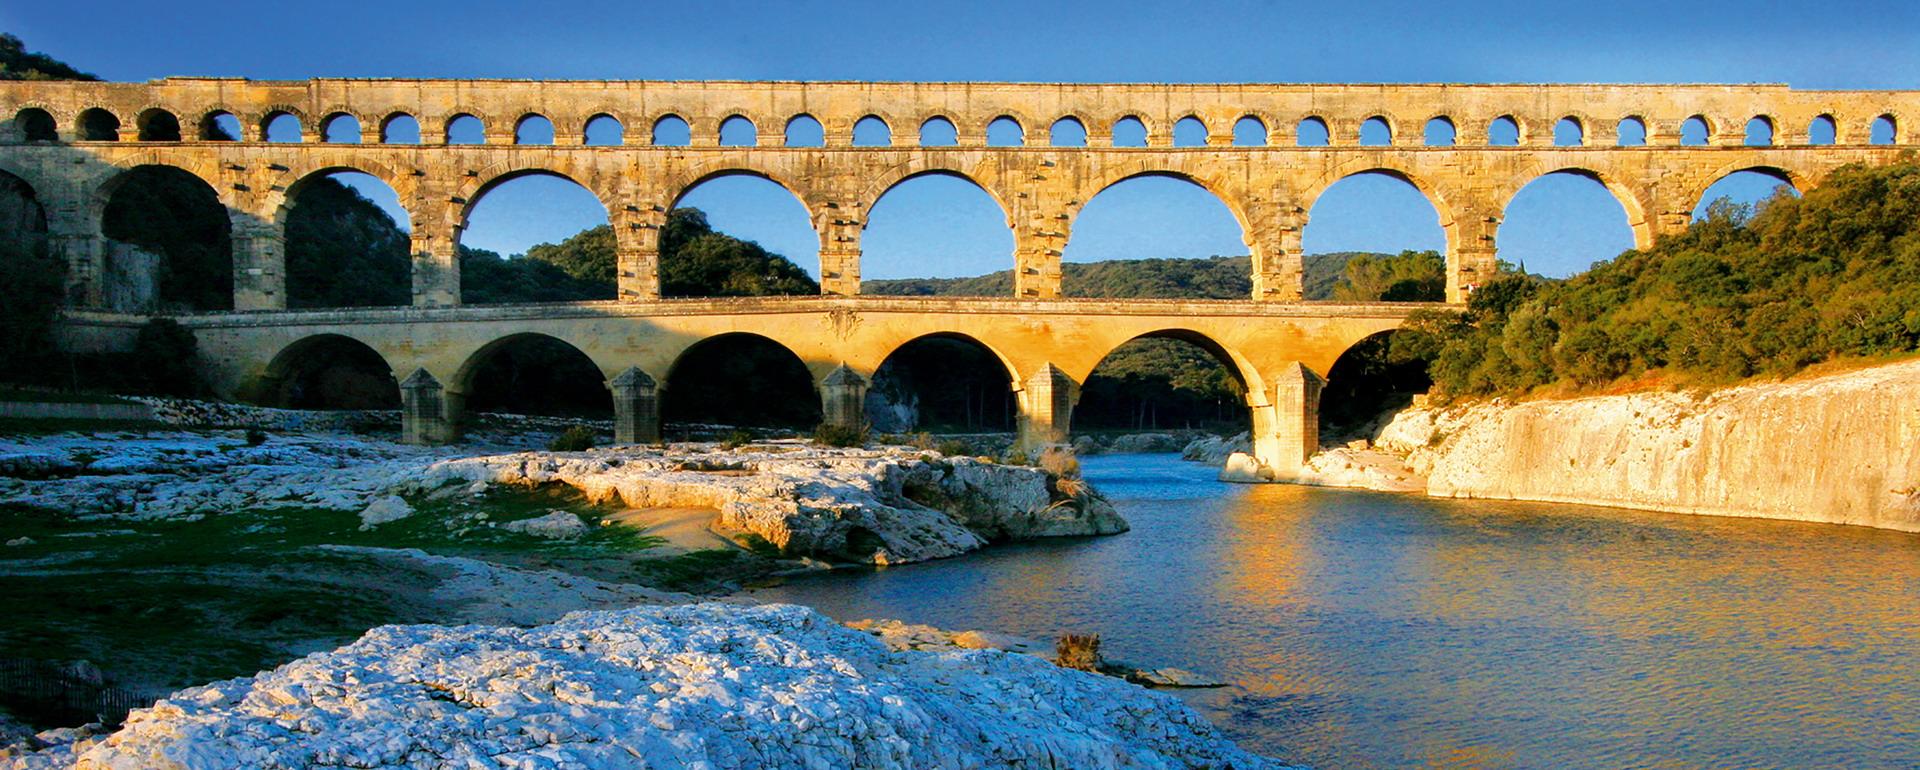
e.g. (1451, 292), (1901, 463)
(6, 107), (1908, 149)
(1, 79), (1912, 148)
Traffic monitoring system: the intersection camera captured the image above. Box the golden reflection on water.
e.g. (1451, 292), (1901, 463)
(757, 455), (1920, 769)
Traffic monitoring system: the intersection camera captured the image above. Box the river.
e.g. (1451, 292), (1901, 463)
(750, 453), (1920, 769)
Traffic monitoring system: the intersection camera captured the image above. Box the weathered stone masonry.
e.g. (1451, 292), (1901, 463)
(2, 79), (1913, 477)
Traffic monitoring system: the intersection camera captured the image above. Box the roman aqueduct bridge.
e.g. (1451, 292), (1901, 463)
(0, 79), (1912, 475)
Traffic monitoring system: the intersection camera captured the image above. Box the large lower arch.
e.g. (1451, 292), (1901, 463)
(258, 334), (400, 410)
(1072, 329), (1253, 435)
(860, 170), (1015, 294)
(662, 333), (821, 431)
(0, 167), (54, 374)
(96, 163), (234, 312)
(867, 333), (1017, 433)
(1318, 330), (1431, 441)
(455, 333), (612, 419)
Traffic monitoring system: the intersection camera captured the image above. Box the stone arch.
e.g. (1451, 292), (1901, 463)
(1422, 114), (1456, 146)
(1172, 115), (1209, 146)
(134, 108), (181, 141)
(852, 114), (892, 146)
(668, 165), (818, 216)
(866, 331), (1021, 433)
(1358, 114), (1395, 145)
(1679, 114), (1714, 145)
(77, 108), (119, 141)
(1296, 115), (1330, 146)
(1049, 115), (1089, 147)
(1108, 114), (1152, 146)
(94, 161), (235, 312)
(378, 112), (420, 143)
(320, 111), (363, 143)
(718, 114), (758, 146)
(91, 154), (229, 213)
(269, 162), (416, 228)
(1689, 164), (1804, 215)
(259, 333), (400, 409)
(1070, 328), (1262, 432)
(258, 107), (307, 141)
(1616, 115), (1650, 146)
(514, 112), (555, 144)
(453, 332), (613, 418)
(985, 114), (1025, 146)
(1501, 165), (1653, 251)
(458, 164), (616, 231)
(661, 331), (822, 430)
(11, 107), (57, 142)
(860, 166), (1014, 229)
(1303, 163), (1456, 238)
(583, 112), (625, 145)
(1807, 114), (1837, 145)
(918, 115), (958, 146)
(1745, 114), (1776, 146)
(784, 113), (824, 147)
(1072, 167), (1255, 253)
(1232, 114), (1269, 146)
(441, 112), (487, 144)
(652, 113), (691, 145)
(1487, 114), (1523, 145)
(1553, 115), (1585, 146)
(1318, 328), (1431, 438)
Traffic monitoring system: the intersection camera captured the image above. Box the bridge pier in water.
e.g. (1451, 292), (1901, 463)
(1015, 364), (1079, 456)
(1242, 362), (1326, 480)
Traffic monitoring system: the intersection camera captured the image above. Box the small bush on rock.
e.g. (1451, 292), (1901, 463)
(244, 429), (268, 447)
(1038, 446), (1081, 479)
(720, 429), (753, 450)
(812, 422), (868, 448)
(1056, 633), (1102, 671)
(935, 439), (973, 457)
(548, 424), (597, 452)
(131, 318), (204, 397)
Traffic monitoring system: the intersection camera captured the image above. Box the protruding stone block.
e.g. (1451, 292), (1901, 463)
(609, 366), (660, 445)
(399, 368), (454, 445)
(820, 365), (868, 429)
(1016, 363), (1079, 454)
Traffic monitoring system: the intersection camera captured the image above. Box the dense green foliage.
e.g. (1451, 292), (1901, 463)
(1331, 250), (1446, 302)
(1406, 161), (1920, 398)
(0, 175), (60, 385)
(1075, 337), (1247, 431)
(457, 208), (817, 304)
(0, 35), (96, 81)
(129, 319), (204, 397)
(286, 178), (411, 308)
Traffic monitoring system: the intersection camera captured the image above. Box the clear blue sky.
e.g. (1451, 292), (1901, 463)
(8, 0), (1913, 279)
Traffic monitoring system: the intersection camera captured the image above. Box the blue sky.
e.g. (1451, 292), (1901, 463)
(8, 0), (1912, 279)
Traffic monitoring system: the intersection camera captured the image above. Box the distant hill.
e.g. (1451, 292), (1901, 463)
(863, 252), (1375, 300)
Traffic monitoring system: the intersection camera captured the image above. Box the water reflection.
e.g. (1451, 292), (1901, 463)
(750, 454), (1920, 768)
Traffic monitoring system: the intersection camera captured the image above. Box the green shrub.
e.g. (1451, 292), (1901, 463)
(1038, 446), (1081, 479)
(244, 429), (268, 447)
(719, 429), (753, 450)
(812, 422), (868, 448)
(999, 450), (1030, 466)
(935, 439), (973, 457)
(547, 424), (597, 452)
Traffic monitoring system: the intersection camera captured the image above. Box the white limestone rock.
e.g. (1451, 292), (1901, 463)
(355, 494), (414, 530)
(499, 510), (589, 539)
(3, 603), (1292, 770)
(1182, 432), (1250, 466)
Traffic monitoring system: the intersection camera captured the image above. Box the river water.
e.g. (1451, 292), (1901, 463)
(750, 453), (1920, 769)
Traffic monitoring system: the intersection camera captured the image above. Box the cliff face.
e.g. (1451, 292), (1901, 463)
(1375, 359), (1920, 532)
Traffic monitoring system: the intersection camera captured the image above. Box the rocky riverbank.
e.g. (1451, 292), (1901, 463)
(1, 603), (1292, 770)
(1188, 358), (1920, 532)
(0, 431), (1122, 565)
